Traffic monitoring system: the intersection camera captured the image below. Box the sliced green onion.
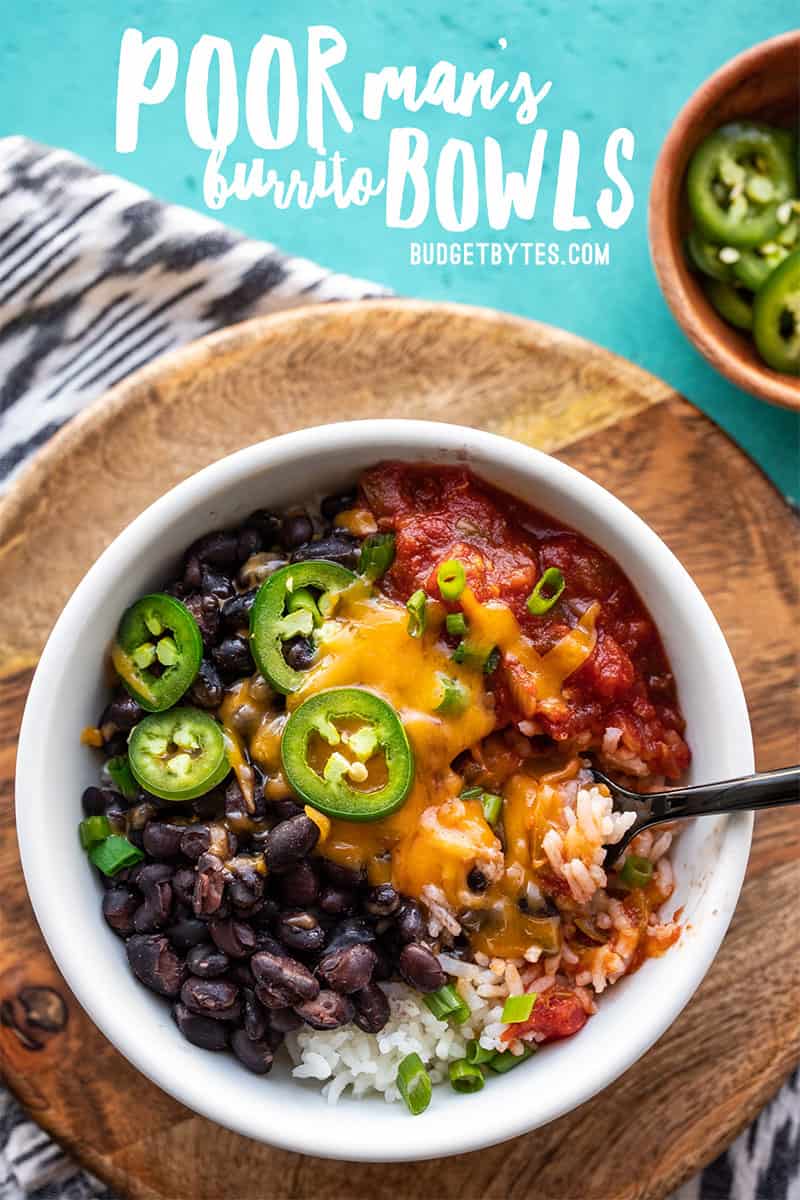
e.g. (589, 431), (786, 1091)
(466, 1038), (496, 1066)
(618, 854), (654, 889)
(483, 646), (500, 675)
(502, 993), (537, 1024)
(287, 587), (322, 627)
(459, 786), (483, 800)
(88, 835), (144, 877)
(526, 567), (566, 616)
(360, 533), (396, 580)
(406, 589), (427, 638)
(448, 1059), (486, 1093)
(396, 1052), (432, 1115)
(424, 983), (469, 1023)
(79, 815), (112, 850)
(481, 792), (503, 825)
(106, 755), (139, 800)
(489, 1046), (536, 1073)
(437, 559), (466, 601)
(434, 673), (469, 716)
(446, 612), (467, 637)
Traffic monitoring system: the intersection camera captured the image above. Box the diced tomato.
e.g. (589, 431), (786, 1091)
(504, 988), (588, 1044)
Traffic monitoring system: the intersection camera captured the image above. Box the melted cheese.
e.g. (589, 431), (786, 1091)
(216, 584), (601, 956)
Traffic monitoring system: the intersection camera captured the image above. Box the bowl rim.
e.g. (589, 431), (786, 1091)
(648, 30), (800, 411)
(16, 418), (754, 1160)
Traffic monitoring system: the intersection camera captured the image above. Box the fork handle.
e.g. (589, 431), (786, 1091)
(647, 766), (800, 821)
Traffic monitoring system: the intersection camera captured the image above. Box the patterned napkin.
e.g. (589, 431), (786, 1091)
(0, 136), (796, 1200)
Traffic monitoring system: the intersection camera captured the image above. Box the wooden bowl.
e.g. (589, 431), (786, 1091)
(649, 32), (800, 410)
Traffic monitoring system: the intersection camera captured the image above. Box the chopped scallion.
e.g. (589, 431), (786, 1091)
(78, 815), (112, 850)
(434, 673), (469, 716)
(359, 533), (396, 580)
(502, 993), (537, 1024)
(88, 835), (144, 877)
(459, 786), (483, 799)
(396, 1052), (432, 1115)
(448, 1058), (486, 1093)
(446, 612), (467, 637)
(618, 854), (654, 889)
(481, 792), (503, 825)
(483, 646), (500, 675)
(526, 567), (566, 616)
(106, 755), (138, 800)
(466, 1038), (496, 1066)
(406, 589), (427, 638)
(489, 1046), (535, 1073)
(424, 983), (469, 1023)
(437, 559), (466, 601)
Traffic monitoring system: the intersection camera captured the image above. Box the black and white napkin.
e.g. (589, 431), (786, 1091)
(0, 135), (796, 1200)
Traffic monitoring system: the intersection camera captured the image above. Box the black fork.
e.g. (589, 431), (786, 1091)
(591, 765), (800, 866)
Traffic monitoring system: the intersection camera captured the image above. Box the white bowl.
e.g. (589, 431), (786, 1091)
(16, 419), (753, 1161)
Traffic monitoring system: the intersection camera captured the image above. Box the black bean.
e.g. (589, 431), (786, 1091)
(230, 1028), (274, 1074)
(229, 961), (256, 989)
(183, 557), (202, 590)
(294, 990), (354, 1030)
(220, 589), (257, 632)
(167, 917), (209, 954)
(263, 815), (319, 873)
(186, 531), (239, 568)
(187, 943), (230, 978)
(191, 790), (225, 820)
(238, 552), (287, 590)
(102, 733), (129, 759)
(246, 509), (281, 542)
(143, 821), (185, 860)
(200, 565), (234, 600)
(193, 853), (226, 917)
(280, 512), (314, 550)
(102, 888), (138, 936)
(282, 636), (316, 672)
(268, 799), (304, 823)
(322, 861), (365, 890)
(173, 1002), (229, 1051)
(320, 490), (357, 521)
(324, 918), (376, 956)
(467, 868), (489, 893)
(128, 801), (158, 832)
(171, 869), (197, 909)
(363, 884), (400, 917)
(395, 901), (425, 945)
(225, 777), (266, 824)
(180, 825), (212, 860)
(181, 592), (220, 648)
(318, 944), (377, 994)
(319, 886), (356, 916)
(275, 911), (326, 956)
(212, 636), (254, 676)
(353, 982), (390, 1034)
(209, 917), (256, 960)
(228, 865), (265, 913)
(251, 951), (320, 1009)
(280, 861), (319, 908)
(100, 692), (144, 733)
(242, 987), (268, 1041)
(133, 865), (174, 932)
(398, 943), (445, 993)
(127, 935), (184, 997)
(268, 1006), (302, 1034)
(236, 528), (263, 563)
(290, 534), (360, 570)
(188, 659), (224, 709)
(81, 786), (122, 817)
(180, 977), (240, 1021)
(250, 898), (280, 929)
(252, 930), (285, 957)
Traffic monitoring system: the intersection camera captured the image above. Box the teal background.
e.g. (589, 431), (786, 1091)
(1, 1), (798, 500)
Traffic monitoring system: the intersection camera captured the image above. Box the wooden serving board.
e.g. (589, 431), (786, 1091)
(0, 301), (797, 1200)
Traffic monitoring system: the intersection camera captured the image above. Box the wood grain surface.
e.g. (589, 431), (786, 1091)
(0, 301), (797, 1200)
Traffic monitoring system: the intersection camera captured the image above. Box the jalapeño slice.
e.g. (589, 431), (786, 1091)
(704, 278), (754, 331)
(686, 122), (796, 249)
(112, 593), (202, 712)
(753, 248), (800, 374)
(280, 687), (413, 821)
(128, 707), (230, 801)
(250, 561), (357, 694)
